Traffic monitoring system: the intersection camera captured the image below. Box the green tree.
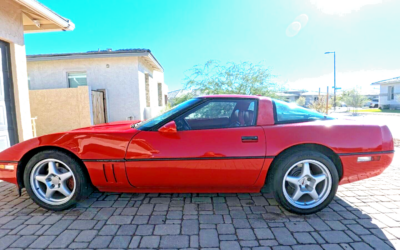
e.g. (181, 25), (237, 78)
(308, 96), (331, 114)
(341, 88), (368, 114)
(171, 93), (195, 106)
(183, 60), (280, 98)
(295, 96), (306, 107)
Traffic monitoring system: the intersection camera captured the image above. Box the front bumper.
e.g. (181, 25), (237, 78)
(0, 162), (18, 185)
(339, 152), (394, 185)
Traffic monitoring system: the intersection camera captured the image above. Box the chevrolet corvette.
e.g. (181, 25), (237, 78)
(0, 95), (394, 214)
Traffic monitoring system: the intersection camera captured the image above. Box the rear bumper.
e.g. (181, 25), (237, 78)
(339, 152), (394, 185)
(0, 162), (18, 185)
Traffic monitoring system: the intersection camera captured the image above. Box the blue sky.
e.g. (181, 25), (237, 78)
(25, 0), (400, 92)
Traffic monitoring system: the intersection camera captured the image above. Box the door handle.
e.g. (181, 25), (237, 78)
(242, 136), (258, 142)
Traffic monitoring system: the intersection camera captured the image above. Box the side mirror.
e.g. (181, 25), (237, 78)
(158, 121), (177, 134)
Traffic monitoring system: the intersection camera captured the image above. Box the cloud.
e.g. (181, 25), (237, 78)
(286, 14), (309, 37)
(285, 69), (400, 91)
(310, 0), (384, 15)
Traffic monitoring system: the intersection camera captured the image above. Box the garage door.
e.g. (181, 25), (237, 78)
(0, 40), (18, 151)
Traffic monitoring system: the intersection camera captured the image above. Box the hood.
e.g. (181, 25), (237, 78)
(71, 120), (142, 132)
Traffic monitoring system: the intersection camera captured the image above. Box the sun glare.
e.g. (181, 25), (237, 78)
(310, 0), (384, 15)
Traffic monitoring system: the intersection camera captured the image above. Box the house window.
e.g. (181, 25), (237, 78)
(145, 74), (150, 107)
(68, 72), (87, 88)
(158, 83), (162, 106)
(164, 95), (168, 105)
(388, 86), (394, 100)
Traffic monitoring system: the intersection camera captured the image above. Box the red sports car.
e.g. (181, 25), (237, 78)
(0, 95), (394, 214)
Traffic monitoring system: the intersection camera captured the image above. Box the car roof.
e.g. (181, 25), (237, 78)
(198, 94), (270, 100)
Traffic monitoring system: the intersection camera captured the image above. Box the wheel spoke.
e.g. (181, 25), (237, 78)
(286, 176), (300, 185)
(309, 189), (319, 200)
(45, 188), (55, 199)
(291, 187), (304, 201)
(301, 162), (311, 177)
(35, 175), (47, 184)
(58, 184), (72, 197)
(59, 171), (72, 182)
(313, 174), (327, 184)
(47, 161), (59, 175)
(283, 160), (333, 209)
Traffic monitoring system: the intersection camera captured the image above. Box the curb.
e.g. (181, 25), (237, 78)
(355, 112), (400, 117)
(331, 112), (400, 117)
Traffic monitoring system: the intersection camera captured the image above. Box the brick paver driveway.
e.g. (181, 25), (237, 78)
(0, 152), (399, 250)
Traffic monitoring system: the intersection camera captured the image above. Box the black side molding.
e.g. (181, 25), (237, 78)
(82, 155), (275, 162)
(338, 150), (395, 156)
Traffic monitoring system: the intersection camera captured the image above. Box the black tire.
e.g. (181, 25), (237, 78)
(23, 150), (92, 211)
(271, 150), (339, 214)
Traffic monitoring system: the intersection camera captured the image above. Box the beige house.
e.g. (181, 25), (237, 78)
(27, 49), (168, 125)
(0, 0), (74, 150)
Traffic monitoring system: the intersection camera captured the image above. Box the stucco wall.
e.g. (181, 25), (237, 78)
(0, 0), (33, 142)
(28, 56), (168, 122)
(29, 86), (92, 136)
(379, 83), (400, 107)
(27, 57), (141, 122)
(0, 0), (24, 45)
(138, 59), (168, 119)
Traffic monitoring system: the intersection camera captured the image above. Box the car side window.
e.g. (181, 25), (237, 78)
(175, 99), (257, 131)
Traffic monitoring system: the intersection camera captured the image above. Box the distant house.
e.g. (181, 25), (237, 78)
(371, 77), (400, 109)
(277, 90), (324, 106)
(27, 49), (169, 122)
(360, 90), (379, 100)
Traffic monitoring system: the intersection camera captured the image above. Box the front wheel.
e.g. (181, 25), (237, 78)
(24, 150), (91, 211)
(272, 151), (339, 214)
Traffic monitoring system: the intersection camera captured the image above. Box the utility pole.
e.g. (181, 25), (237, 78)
(333, 52), (336, 111)
(326, 86), (329, 115)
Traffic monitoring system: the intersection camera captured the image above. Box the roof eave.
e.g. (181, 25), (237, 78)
(27, 52), (149, 62)
(147, 52), (163, 72)
(15, 0), (75, 32)
(27, 51), (164, 72)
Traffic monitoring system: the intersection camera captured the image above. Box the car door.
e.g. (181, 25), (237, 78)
(125, 98), (266, 189)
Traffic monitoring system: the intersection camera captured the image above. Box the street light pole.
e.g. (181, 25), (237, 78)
(325, 51), (336, 111)
(333, 52), (336, 111)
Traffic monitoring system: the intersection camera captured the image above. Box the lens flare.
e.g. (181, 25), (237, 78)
(286, 21), (302, 37)
(286, 14), (308, 37)
(295, 14), (309, 28)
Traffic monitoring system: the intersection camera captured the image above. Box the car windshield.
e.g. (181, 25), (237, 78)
(274, 99), (334, 123)
(135, 98), (201, 130)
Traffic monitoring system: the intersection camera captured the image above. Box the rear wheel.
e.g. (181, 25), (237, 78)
(23, 150), (91, 211)
(272, 150), (339, 214)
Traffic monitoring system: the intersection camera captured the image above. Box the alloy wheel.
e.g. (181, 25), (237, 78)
(30, 159), (76, 205)
(282, 159), (332, 209)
